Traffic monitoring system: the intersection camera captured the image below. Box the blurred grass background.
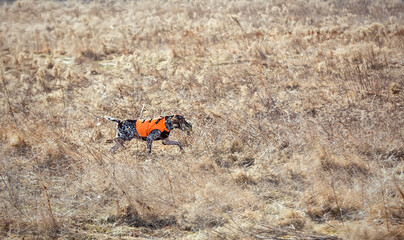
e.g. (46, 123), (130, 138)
(0, 0), (403, 239)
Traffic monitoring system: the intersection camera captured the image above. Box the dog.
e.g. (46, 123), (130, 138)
(105, 115), (192, 154)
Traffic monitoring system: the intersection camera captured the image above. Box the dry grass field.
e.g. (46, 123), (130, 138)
(1, 0), (403, 239)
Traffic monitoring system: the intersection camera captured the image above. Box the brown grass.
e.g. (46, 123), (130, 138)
(0, 0), (403, 239)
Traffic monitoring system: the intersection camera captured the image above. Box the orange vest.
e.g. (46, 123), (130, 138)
(136, 117), (170, 138)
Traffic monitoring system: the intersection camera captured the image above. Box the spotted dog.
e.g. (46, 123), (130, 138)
(105, 115), (192, 154)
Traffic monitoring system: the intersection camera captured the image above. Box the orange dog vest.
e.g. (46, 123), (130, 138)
(136, 117), (171, 138)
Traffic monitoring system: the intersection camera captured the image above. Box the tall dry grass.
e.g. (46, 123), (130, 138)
(0, 0), (403, 239)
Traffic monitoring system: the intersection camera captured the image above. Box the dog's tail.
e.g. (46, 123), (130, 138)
(105, 116), (122, 124)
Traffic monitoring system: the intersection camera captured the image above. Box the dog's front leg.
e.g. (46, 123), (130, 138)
(146, 130), (161, 154)
(162, 137), (184, 151)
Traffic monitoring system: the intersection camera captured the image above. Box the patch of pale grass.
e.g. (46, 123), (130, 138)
(0, 0), (403, 239)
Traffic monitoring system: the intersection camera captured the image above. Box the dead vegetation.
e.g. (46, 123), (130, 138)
(0, 0), (403, 239)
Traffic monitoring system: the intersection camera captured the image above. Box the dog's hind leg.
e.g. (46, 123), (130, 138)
(110, 137), (126, 154)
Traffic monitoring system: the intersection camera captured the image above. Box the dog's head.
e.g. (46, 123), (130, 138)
(170, 115), (192, 135)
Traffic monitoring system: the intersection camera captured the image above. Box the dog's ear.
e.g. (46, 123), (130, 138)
(171, 116), (179, 123)
(170, 115), (183, 124)
(173, 115), (182, 119)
